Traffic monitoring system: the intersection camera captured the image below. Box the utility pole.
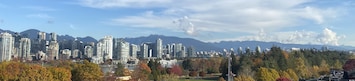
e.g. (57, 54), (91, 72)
(224, 48), (234, 81)
(228, 52), (232, 81)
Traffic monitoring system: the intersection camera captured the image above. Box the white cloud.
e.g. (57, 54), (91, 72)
(78, 0), (172, 8)
(78, 0), (348, 45)
(316, 28), (345, 46)
(85, 0), (343, 32)
(27, 13), (53, 19)
(211, 28), (344, 46)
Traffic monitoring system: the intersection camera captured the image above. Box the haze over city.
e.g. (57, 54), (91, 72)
(0, 0), (355, 46)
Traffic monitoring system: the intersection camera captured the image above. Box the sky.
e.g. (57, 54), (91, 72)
(0, 0), (354, 46)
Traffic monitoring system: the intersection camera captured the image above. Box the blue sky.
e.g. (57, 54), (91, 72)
(0, 0), (354, 46)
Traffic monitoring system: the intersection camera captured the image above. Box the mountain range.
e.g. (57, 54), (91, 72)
(1, 29), (354, 51)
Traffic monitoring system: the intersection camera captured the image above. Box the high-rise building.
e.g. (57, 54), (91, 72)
(50, 32), (57, 41)
(130, 44), (138, 58)
(84, 45), (94, 58)
(19, 38), (31, 61)
(113, 39), (129, 63)
(72, 49), (80, 58)
(256, 46), (261, 54)
(96, 42), (103, 58)
(140, 43), (149, 58)
(174, 43), (183, 57)
(155, 38), (162, 58)
(47, 41), (59, 60)
(0, 32), (14, 62)
(187, 46), (196, 57)
(60, 49), (71, 60)
(38, 32), (46, 41)
(181, 46), (186, 57)
(97, 36), (113, 60)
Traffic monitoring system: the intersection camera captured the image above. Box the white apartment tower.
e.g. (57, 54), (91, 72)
(97, 36), (113, 61)
(156, 38), (162, 58)
(0, 32), (14, 62)
(50, 32), (57, 41)
(38, 32), (46, 41)
(84, 45), (94, 58)
(19, 38), (31, 61)
(130, 44), (138, 58)
(114, 39), (130, 64)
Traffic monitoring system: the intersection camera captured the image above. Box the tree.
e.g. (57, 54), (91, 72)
(234, 75), (255, 81)
(279, 71), (291, 80)
(182, 59), (193, 71)
(286, 69), (298, 81)
(276, 77), (292, 81)
(122, 68), (131, 76)
(132, 61), (151, 81)
(115, 62), (125, 76)
(295, 57), (309, 78)
(71, 60), (103, 81)
(148, 60), (162, 81)
(189, 71), (198, 77)
(168, 64), (183, 76)
(49, 67), (71, 81)
(218, 77), (226, 81)
(319, 60), (330, 75)
(334, 60), (342, 70)
(256, 67), (279, 81)
(199, 71), (206, 77)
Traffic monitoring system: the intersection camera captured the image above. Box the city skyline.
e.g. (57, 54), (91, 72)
(0, 0), (355, 46)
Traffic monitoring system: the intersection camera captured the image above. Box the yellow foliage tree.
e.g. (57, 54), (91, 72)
(311, 66), (320, 78)
(334, 60), (342, 70)
(71, 60), (103, 81)
(279, 71), (291, 80)
(295, 58), (309, 78)
(132, 61), (151, 81)
(319, 60), (330, 75)
(49, 67), (72, 81)
(234, 75), (255, 81)
(286, 69), (298, 81)
(256, 67), (279, 81)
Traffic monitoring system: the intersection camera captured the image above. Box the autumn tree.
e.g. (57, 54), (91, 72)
(168, 64), (183, 76)
(71, 60), (103, 81)
(218, 77), (226, 81)
(49, 67), (71, 81)
(286, 69), (298, 81)
(276, 77), (292, 81)
(294, 57), (309, 78)
(334, 60), (343, 70)
(319, 60), (330, 75)
(132, 61), (151, 81)
(256, 67), (279, 81)
(234, 75), (255, 81)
